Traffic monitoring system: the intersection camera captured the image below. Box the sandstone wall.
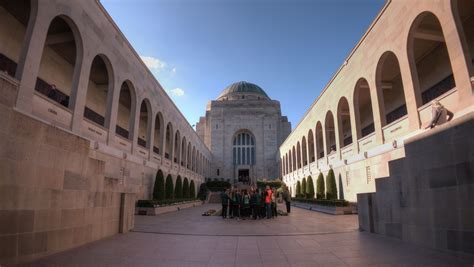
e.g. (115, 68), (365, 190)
(358, 113), (474, 256)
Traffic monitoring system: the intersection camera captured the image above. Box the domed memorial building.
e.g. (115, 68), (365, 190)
(196, 81), (291, 183)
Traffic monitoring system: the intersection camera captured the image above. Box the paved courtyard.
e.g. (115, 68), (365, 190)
(25, 205), (473, 266)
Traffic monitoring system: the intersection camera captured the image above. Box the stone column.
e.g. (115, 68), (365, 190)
(398, 50), (421, 131)
(129, 96), (139, 155)
(148, 111), (156, 161)
(440, 5), (473, 108)
(332, 111), (342, 160)
(369, 78), (385, 144)
(106, 76), (122, 145)
(15, 7), (52, 113)
(70, 52), (93, 133)
(348, 96), (360, 153)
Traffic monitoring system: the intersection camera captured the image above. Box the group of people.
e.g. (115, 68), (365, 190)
(220, 185), (291, 220)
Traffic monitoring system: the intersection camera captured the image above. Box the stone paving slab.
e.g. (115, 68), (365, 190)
(23, 204), (474, 266)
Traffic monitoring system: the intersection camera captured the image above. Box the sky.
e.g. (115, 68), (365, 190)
(101, 0), (386, 129)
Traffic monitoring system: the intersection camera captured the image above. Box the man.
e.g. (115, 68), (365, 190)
(265, 185), (273, 219)
(426, 100), (453, 129)
(220, 189), (229, 219)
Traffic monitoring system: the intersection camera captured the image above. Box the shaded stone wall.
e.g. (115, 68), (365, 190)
(0, 74), (141, 264)
(358, 112), (474, 256)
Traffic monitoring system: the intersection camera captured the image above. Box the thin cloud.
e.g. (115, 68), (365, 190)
(168, 88), (185, 97)
(140, 56), (167, 73)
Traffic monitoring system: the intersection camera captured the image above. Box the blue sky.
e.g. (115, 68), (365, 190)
(101, 0), (385, 129)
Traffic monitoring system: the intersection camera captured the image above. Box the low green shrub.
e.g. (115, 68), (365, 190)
(205, 180), (231, 192)
(291, 197), (349, 207)
(136, 198), (198, 208)
(182, 177), (189, 198)
(326, 169), (337, 200)
(306, 176), (314, 199)
(316, 173), (325, 200)
(175, 176), (183, 199)
(256, 179), (283, 189)
(296, 181), (302, 197)
(165, 175), (174, 199)
(189, 180), (196, 198)
(152, 170), (165, 201)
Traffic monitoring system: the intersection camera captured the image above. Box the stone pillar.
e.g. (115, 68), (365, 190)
(348, 97), (360, 153)
(333, 110), (342, 160)
(440, 5), (473, 108)
(129, 97), (139, 155)
(70, 53), (93, 133)
(369, 79), (385, 144)
(148, 111), (156, 161)
(398, 50), (421, 131)
(106, 77), (122, 145)
(15, 7), (52, 113)
(322, 122), (328, 164)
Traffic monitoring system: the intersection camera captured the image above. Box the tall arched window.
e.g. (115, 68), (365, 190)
(232, 131), (255, 165)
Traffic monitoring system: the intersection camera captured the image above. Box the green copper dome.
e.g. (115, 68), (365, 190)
(217, 81), (269, 100)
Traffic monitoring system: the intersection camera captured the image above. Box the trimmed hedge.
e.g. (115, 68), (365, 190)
(256, 179), (283, 189)
(153, 170), (165, 201)
(205, 180), (231, 192)
(197, 183), (208, 200)
(189, 180), (196, 198)
(296, 181), (302, 197)
(136, 198), (198, 208)
(291, 197), (349, 207)
(182, 177), (189, 198)
(165, 175), (174, 199)
(175, 176), (183, 199)
(326, 169), (337, 200)
(306, 176), (314, 199)
(316, 173), (325, 200)
(301, 177), (307, 199)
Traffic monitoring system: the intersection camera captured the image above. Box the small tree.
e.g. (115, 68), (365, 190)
(326, 169), (337, 200)
(182, 177), (189, 198)
(306, 176), (315, 199)
(301, 177), (307, 198)
(153, 170), (165, 200)
(338, 174), (345, 200)
(296, 181), (302, 197)
(174, 176), (183, 199)
(165, 175), (174, 199)
(189, 180), (196, 198)
(316, 173), (325, 199)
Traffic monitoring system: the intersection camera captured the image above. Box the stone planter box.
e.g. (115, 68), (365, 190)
(136, 200), (203, 216)
(292, 201), (357, 215)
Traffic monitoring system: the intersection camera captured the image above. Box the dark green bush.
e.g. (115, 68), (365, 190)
(165, 175), (174, 199)
(182, 177), (189, 198)
(306, 176), (314, 199)
(301, 177), (307, 198)
(296, 181), (302, 197)
(205, 180), (231, 192)
(174, 176), (183, 199)
(256, 179), (283, 189)
(189, 180), (196, 198)
(197, 183), (208, 200)
(153, 170), (165, 200)
(291, 197), (349, 207)
(338, 173), (345, 200)
(316, 173), (325, 200)
(326, 169), (337, 200)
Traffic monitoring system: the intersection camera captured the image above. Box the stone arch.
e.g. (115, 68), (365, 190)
(325, 111), (336, 154)
(353, 78), (375, 138)
(0, 0), (35, 77)
(316, 121), (324, 159)
(232, 130), (256, 166)
(337, 97), (353, 147)
(307, 129), (315, 163)
(181, 136), (187, 167)
(375, 51), (408, 126)
(174, 130), (181, 163)
(165, 122), (173, 159)
(153, 112), (164, 155)
(115, 80), (137, 140)
(451, 0), (474, 80)
(408, 11), (456, 106)
(296, 141), (302, 169)
(84, 54), (114, 127)
(302, 136), (308, 166)
(35, 15), (84, 110)
(137, 98), (152, 148)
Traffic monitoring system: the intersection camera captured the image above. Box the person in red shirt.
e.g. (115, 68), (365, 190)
(265, 186), (273, 219)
